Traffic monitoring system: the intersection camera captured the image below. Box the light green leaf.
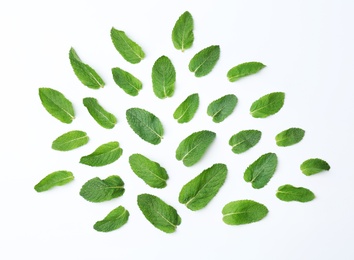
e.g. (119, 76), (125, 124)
(126, 108), (164, 145)
(176, 130), (216, 166)
(80, 175), (125, 203)
(250, 92), (285, 118)
(52, 130), (89, 151)
(276, 184), (315, 202)
(129, 154), (169, 188)
(110, 28), (145, 64)
(137, 193), (181, 233)
(179, 163), (227, 211)
(83, 97), (117, 129)
(244, 153), (278, 189)
(173, 93), (199, 123)
(152, 56), (176, 99)
(227, 62), (266, 82)
(189, 45), (220, 77)
(300, 158), (330, 176)
(207, 94), (238, 123)
(69, 47), (105, 89)
(222, 200), (268, 225)
(172, 11), (194, 52)
(94, 206), (129, 232)
(275, 127), (305, 147)
(39, 88), (75, 124)
(80, 141), (123, 167)
(112, 67), (142, 96)
(34, 171), (74, 192)
(229, 130), (262, 154)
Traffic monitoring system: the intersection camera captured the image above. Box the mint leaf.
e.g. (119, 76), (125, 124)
(129, 154), (169, 188)
(250, 92), (285, 118)
(126, 108), (164, 145)
(80, 175), (125, 202)
(110, 28), (145, 64)
(173, 93), (199, 123)
(51, 130), (89, 151)
(137, 193), (181, 233)
(207, 94), (238, 123)
(222, 200), (268, 225)
(80, 141), (123, 167)
(275, 127), (305, 147)
(179, 163), (227, 211)
(244, 153), (278, 189)
(112, 67), (142, 96)
(229, 130), (262, 154)
(34, 170), (74, 192)
(94, 206), (129, 232)
(39, 88), (75, 124)
(227, 62), (266, 82)
(172, 11), (194, 52)
(152, 55), (176, 99)
(300, 158), (330, 176)
(189, 45), (220, 77)
(276, 184), (315, 202)
(69, 47), (105, 89)
(83, 97), (117, 129)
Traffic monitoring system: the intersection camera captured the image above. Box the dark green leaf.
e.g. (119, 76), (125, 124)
(34, 171), (74, 192)
(222, 200), (268, 225)
(51, 130), (89, 151)
(94, 206), (129, 232)
(83, 97), (117, 129)
(172, 11), (194, 51)
(112, 67), (142, 96)
(227, 62), (266, 82)
(275, 127), (305, 147)
(276, 184), (315, 202)
(250, 92), (285, 118)
(300, 158), (330, 176)
(207, 94), (238, 123)
(80, 141), (123, 167)
(173, 93), (199, 123)
(189, 45), (220, 77)
(229, 130), (262, 154)
(152, 56), (176, 99)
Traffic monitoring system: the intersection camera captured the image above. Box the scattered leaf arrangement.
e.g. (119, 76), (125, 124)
(35, 11), (331, 233)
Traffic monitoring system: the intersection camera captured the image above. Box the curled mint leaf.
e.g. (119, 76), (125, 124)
(276, 184), (315, 202)
(250, 92), (285, 118)
(93, 206), (129, 232)
(227, 61), (266, 82)
(172, 11), (194, 52)
(152, 55), (176, 99)
(189, 45), (220, 77)
(275, 127), (305, 147)
(229, 130), (262, 154)
(112, 67), (142, 96)
(80, 141), (123, 167)
(83, 97), (117, 129)
(222, 200), (268, 225)
(300, 158), (330, 176)
(34, 171), (74, 192)
(207, 94), (238, 123)
(51, 130), (89, 151)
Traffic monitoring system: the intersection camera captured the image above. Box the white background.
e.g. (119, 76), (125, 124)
(1, 0), (354, 259)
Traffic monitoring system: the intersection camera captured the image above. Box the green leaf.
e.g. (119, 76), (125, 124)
(173, 93), (199, 123)
(83, 97), (117, 129)
(112, 67), (142, 96)
(110, 28), (145, 64)
(129, 154), (169, 188)
(126, 108), (164, 145)
(244, 153), (278, 189)
(151, 56), (176, 99)
(189, 45), (220, 77)
(250, 92), (285, 118)
(276, 184), (315, 202)
(94, 206), (129, 232)
(80, 141), (123, 167)
(222, 200), (268, 225)
(51, 130), (89, 151)
(34, 171), (74, 192)
(176, 130), (216, 167)
(137, 194), (181, 233)
(227, 62), (266, 82)
(207, 94), (238, 123)
(179, 163), (227, 211)
(300, 158), (330, 176)
(39, 88), (75, 124)
(172, 11), (194, 52)
(80, 175), (125, 203)
(275, 127), (305, 147)
(229, 130), (262, 154)
(69, 47), (105, 89)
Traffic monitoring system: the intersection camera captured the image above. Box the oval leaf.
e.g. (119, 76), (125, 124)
(80, 175), (125, 203)
(152, 55), (176, 99)
(129, 154), (169, 188)
(112, 67), (142, 96)
(52, 130), (89, 151)
(69, 47), (105, 89)
(34, 171), (74, 192)
(222, 200), (268, 225)
(276, 184), (315, 202)
(173, 93), (199, 123)
(250, 92), (285, 118)
(39, 88), (75, 124)
(275, 127), (305, 147)
(176, 130), (216, 167)
(172, 11), (194, 51)
(94, 206), (129, 232)
(83, 97), (117, 129)
(110, 28), (145, 64)
(227, 62), (266, 82)
(244, 153), (278, 189)
(80, 141), (123, 167)
(229, 129), (262, 154)
(137, 193), (181, 233)
(189, 45), (220, 77)
(179, 163), (227, 211)
(126, 108), (164, 145)
(300, 158), (330, 176)
(207, 94), (238, 123)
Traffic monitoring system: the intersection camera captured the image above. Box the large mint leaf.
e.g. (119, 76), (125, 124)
(112, 67), (142, 96)
(222, 200), (268, 225)
(34, 171), (74, 192)
(52, 130), (89, 151)
(152, 55), (176, 99)
(80, 141), (123, 167)
(83, 97), (117, 129)
(276, 184), (315, 202)
(172, 11), (194, 52)
(94, 206), (129, 232)
(189, 45), (220, 77)
(207, 94), (238, 123)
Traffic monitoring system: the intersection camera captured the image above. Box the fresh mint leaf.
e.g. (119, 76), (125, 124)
(152, 55), (176, 99)
(276, 184), (315, 202)
(207, 94), (238, 123)
(173, 93), (199, 123)
(51, 130), (89, 151)
(172, 11), (194, 52)
(275, 127), (305, 147)
(229, 130), (262, 154)
(222, 200), (268, 225)
(250, 92), (285, 118)
(112, 67), (142, 96)
(94, 206), (129, 232)
(80, 141), (123, 167)
(227, 62), (266, 82)
(34, 171), (74, 192)
(189, 45), (220, 77)
(300, 158), (330, 176)
(83, 97), (117, 129)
